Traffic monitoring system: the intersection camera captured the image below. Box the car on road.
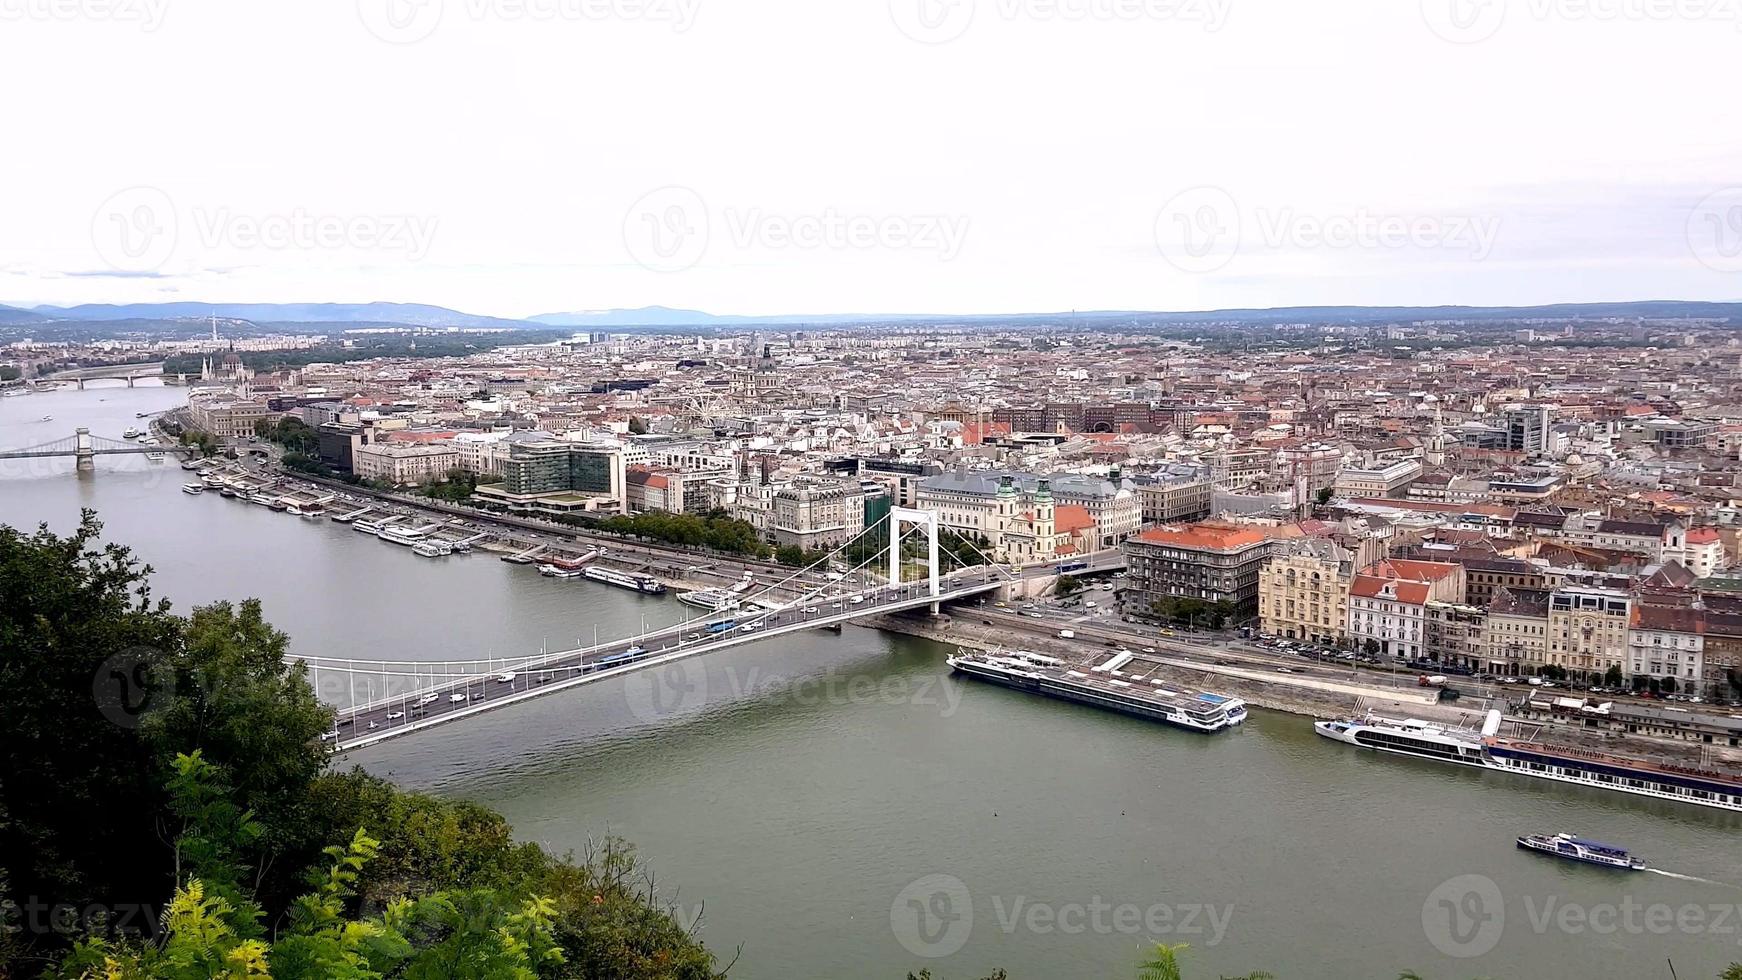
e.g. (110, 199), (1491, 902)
(1143, 647), (1157, 654)
(1276, 667), (1294, 673)
(449, 694), (466, 704)
(496, 672), (516, 683)
(386, 711), (405, 721)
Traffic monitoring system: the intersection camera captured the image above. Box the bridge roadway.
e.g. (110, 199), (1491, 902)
(327, 572), (1006, 751)
(0, 443), (172, 458)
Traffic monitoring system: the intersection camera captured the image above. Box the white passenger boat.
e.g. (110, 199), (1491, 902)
(677, 588), (741, 611)
(1516, 833), (1646, 871)
(1313, 714), (1493, 768)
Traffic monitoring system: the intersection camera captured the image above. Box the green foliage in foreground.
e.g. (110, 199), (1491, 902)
(0, 512), (720, 980)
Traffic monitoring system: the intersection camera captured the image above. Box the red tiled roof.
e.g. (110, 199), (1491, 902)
(1137, 524), (1269, 551)
(1351, 575), (1431, 605)
(1054, 504), (1096, 534)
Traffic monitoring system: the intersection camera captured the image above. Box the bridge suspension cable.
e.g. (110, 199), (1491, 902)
(292, 509), (979, 682)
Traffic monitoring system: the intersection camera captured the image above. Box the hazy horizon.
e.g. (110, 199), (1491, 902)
(4, 0), (1740, 319)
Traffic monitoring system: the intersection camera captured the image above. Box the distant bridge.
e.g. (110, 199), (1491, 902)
(39, 363), (176, 388)
(0, 427), (177, 471)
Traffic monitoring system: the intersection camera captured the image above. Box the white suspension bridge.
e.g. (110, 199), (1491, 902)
(302, 508), (1028, 752)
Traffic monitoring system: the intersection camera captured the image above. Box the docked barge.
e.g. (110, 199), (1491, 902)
(582, 565), (668, 595)
(947, 649), (1247, 733)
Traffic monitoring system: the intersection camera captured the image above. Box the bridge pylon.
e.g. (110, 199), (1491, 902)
(888, 506), (940, 599)
(73, 427), (95, 472)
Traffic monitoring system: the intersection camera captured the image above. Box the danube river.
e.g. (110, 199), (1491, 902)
(7, 383), (1742, 979)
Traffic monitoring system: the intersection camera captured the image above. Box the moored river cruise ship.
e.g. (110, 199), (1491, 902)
(1316, 711), (1742, 813)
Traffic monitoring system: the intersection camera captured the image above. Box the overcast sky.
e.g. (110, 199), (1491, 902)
(2, 0), (1739, 319)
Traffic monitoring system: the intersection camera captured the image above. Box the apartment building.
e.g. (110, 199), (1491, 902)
(1547, 585), (1633, 680)
(1134, 473), (1213, 525)
(1258, 539), (1353, 644)
(351, 443), (460, 486)
(772, 478), (867, 551)
(1482, 587), (1551, 676)
(1346, 559), (1465, 660)
(1122, 523), (1277, 614)
(1627, 605), (1704, 687)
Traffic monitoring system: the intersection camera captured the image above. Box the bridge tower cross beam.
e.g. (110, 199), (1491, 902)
(888, 507), (940, 599)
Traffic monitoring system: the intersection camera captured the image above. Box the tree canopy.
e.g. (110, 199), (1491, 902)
(0, 512), (720, 980)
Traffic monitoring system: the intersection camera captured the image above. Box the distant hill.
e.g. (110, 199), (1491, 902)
(0, 304), (48, 325)
(9, 299), (1740, 334)
(24, 302), (536, 329)
(530, 300), (1742, 329)
(525, 306), (884, 327)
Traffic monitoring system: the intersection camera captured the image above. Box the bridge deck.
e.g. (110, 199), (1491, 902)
(328, 577), (1002, 751)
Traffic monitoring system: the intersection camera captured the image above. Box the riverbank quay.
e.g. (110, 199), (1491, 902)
(876, 609), (1447, 720)
(282, 472), (825, 580)
(880, 610), (1742, 772)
